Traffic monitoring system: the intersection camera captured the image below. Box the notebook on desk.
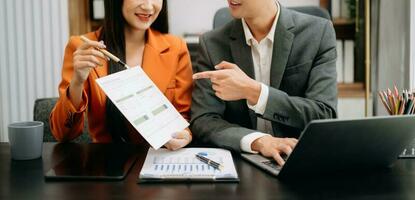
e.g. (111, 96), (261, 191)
(138, 148), (239, 183)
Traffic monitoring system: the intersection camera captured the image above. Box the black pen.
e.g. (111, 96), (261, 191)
(195, 153), (224, 171)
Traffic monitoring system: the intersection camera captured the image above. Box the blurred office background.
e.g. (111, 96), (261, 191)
(0, 0), (414, 142)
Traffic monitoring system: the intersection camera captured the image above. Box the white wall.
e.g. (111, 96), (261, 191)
(375, 0), (411, 116)
(279, 0), (319, 7)
(338, 98), (365, 119)
(168, 0), (319, 36)
(411, 0), (415, 89)
(338, 97), (374, 119)
(168, 0), (227, 36)
(0, 0), (69, 142)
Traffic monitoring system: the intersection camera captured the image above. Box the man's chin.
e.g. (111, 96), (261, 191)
(229, 12), (243, 19)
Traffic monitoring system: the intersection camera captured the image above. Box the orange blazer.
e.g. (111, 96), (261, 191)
(50, 29), (193, 143)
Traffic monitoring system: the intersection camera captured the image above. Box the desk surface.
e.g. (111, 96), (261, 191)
(1, 143), (415, 200)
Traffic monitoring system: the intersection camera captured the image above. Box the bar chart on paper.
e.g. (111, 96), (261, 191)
(139, 148), (239, 182)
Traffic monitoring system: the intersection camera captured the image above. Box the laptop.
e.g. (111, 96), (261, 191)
(241, 115), (415, 179)
(399, 139), (415, 158)
(44, 143), (138, 180)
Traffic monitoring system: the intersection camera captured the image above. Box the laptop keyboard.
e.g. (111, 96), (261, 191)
(262, 160), (282, 170)
(399, 140), (415, 158)
(400, 147), (415, 158)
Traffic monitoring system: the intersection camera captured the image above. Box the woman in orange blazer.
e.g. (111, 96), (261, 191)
(50, 0), (193, 150)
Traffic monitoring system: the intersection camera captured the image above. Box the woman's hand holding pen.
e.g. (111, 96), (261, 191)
(69, 38), (107, 109)
(72, 39), (107, 85)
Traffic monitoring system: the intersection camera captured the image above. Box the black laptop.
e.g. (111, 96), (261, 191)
(241, 115), (415, 179)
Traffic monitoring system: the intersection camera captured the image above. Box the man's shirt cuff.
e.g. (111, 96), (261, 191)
(240, 132), (271, 153)
(247, 83), (269, 115)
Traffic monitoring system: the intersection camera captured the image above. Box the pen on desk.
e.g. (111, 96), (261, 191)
(195, 153), (224, 171)
(80, 35), (130, 69)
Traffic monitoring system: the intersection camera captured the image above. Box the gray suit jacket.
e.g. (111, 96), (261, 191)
(190, 7), (338, 152)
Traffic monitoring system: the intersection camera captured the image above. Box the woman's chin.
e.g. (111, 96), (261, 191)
(126, 23), (152, 32)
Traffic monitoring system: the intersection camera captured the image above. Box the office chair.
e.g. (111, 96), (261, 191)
(213, 6), (331, 29)
(33, 97), (90, 142)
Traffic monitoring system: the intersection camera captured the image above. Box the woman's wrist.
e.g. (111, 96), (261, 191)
(69, 80), (84, 109)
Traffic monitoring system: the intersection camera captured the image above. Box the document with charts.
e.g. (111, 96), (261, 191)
(95, 67), (189, 149)
(138, 148), (239, 182)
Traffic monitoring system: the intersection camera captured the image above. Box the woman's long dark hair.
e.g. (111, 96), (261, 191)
(99, 0), (169, 143)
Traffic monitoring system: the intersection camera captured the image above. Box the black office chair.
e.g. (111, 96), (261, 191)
(213, 6), (331, 29)
(33, 97), (90, 142)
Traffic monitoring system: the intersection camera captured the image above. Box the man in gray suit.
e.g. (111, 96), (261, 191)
(191, 0), (337, 166)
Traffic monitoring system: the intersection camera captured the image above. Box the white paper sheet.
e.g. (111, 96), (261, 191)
(139, 148), (238, 180)
(95, 67), (189, 149)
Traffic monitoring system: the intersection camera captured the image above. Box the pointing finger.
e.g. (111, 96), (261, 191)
(193, 71), (215, 79)
(193, 70), (227, 80)
(215, 61), (237, 70)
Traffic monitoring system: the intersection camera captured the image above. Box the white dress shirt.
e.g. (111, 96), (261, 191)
(240, 1), (280, 153)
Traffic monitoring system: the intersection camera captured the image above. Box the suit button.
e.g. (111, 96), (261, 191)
(273, 113), (280, 121)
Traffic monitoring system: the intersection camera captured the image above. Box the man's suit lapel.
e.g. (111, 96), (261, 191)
(230, 20), (255, 80)
(229, 19), (257, 129)
(269, 7), (295, 136)
(270, 7), (295, 89)
(228, 8), (295, 130)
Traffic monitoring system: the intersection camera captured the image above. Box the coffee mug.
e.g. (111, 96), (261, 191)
(8, 121), (44, 160)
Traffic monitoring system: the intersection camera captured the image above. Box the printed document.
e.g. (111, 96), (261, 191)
(96, 67), (189, 149)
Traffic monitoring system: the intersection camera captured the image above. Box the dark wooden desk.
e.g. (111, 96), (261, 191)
(1, 143), (415, 200)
